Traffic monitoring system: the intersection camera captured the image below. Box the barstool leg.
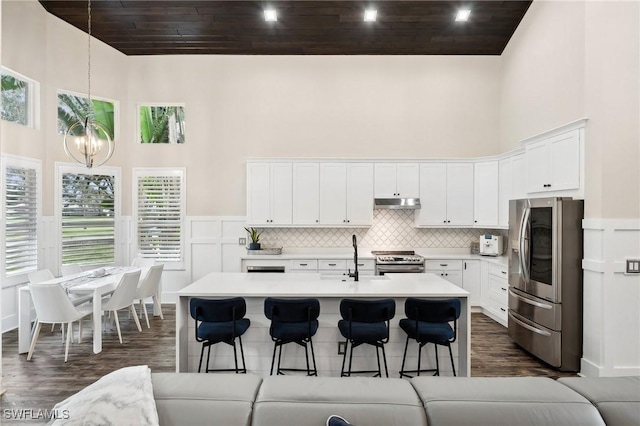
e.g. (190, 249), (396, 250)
(340, 340), (349, 377)
(239, 335), (247, 373)
(434, 344), (440, 376)
(232, 339), (239, 374)
(375, 345), (382, 377)
(309, 338), (317, 376)
(448, 343), (456, 377)
(270, 342), (278, 375)
(417, 342), (423, 376)
(198, 345), (205, 373)
(276, 343), (284, 375)
(399, 336), (410, 378)
(205, 345), (212, 373)
(304, 342), (311, 375)
(347, 341), (355, 377)
(382, 345), (389, 378)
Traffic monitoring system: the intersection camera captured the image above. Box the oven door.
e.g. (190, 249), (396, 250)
(376, 264), (425, 275)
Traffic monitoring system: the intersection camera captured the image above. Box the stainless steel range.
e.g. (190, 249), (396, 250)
(373, 251), (425, 275)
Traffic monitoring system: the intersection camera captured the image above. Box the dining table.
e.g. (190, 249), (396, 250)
(18, 266), (151, 355)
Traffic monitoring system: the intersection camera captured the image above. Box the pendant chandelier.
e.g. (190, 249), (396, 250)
(63, 0), (114, 169)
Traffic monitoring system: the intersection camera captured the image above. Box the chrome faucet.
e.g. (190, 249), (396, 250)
(347, 234), (359, 282)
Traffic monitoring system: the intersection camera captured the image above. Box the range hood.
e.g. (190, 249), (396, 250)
(374, 198), (421, 210)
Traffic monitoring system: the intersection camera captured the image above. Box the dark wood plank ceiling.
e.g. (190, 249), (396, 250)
(38, 1), (532, 55)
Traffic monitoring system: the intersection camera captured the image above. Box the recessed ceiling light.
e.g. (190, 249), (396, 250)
(455, 9), (471, 22)
(264, 9), (277, 22)
(364, 9), (377, 22)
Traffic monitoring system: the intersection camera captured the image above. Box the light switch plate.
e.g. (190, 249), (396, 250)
(239, 237), (246, 245)
(338, 342), (346, 355)
(626, 259), (640, 274)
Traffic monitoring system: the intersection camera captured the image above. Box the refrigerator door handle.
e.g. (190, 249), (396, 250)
(519, 207), (531, 282)
(509, 289), (553, 310)
(509, 311), (552, 337)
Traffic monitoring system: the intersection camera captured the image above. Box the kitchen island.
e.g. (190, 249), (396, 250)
(176, 272), (470, 377)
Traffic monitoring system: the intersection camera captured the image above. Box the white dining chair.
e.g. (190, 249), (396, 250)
(60, 264), (82, 276)
(135, 264), (165, 328)
(102, 270), (142, 344)
(27, 282), (92, 362)
(28, 269), (54, 284)
(131, 257), (156, 268)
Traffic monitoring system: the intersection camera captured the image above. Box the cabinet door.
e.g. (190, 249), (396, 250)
(247, 162), (271, 225)
(415, 163), (447, 226)
(473, 161), (499, 227)
(511, 153), (527, 201)
(396, 163), (419, 198)
(346, 163), (374, 225)
(525, 140), (550, 193)
(462, 260), (481, 306)
(319, 163), (347, 225)
(270, 163), (293, 225)
(446, 163), (474, 226)
(292, 163), (320, 225)
(498, 158), (512, 228)
(374, 163), (397, 198)
(549, 130), (580, 191)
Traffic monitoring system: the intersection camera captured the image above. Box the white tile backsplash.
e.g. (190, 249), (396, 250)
(259, 210), (505, 249)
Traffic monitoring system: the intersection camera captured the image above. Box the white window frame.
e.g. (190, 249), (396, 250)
(132, 168), (186, 271)
(0, 154), (42, 287)
(55, 162), (121, 269)
(136, 102), (186, 144)
(1, 67), (40, 129)
(57, 89), (119, 140)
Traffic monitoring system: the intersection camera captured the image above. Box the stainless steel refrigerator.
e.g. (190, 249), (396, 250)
(507, 197), (584, 371)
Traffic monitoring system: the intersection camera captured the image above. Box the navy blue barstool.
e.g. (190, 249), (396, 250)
(398, 298), (461, 378)
(189, 297), (250, 374)
(264, 297), (320, 376)
(338, 298), (395, 378)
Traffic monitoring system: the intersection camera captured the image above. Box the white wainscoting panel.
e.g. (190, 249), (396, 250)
(581, 219), (640, 377)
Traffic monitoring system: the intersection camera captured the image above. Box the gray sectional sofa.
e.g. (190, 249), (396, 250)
(151, 373), (639, 426)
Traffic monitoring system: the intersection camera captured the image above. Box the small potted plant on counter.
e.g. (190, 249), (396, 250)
(244, 227), (262, 250)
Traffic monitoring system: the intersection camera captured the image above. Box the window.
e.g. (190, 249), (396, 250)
(1, 155), (41, 279)
(1, 68), (38, 128)
(57, 164), (120, 267)
(133, 168), (185, 268)
(138, 104), (185, 144)
(57, 90), (116, 140)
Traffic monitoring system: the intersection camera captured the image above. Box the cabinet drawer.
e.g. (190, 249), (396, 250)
(425, 260), (463, 271)
(488, 274), (509, 296)
(488, 291), (508, 315)
(289, 260), (318, 270)
(349, 259), (375, 271)
(488, 263), (508, 278)
(319, 260), (347, 271)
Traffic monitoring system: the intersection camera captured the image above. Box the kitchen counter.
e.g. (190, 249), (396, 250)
(176, 272), (470, 377)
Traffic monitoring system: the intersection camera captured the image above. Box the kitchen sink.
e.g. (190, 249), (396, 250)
(319, 275), (389, 282)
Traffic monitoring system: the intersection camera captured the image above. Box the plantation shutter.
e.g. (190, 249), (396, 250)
(5, 166), (38, 275)
(61, 173), (115, 266)
(136, 174), (183, 262)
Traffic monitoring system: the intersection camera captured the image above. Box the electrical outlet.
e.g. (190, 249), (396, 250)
(239, 237), (246, 245)
(338, 342), (346, 355)
(626, 259), (640, 274)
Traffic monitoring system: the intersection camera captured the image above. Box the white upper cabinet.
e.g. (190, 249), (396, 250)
(474, 161), (499, 227)
(247, 162), (292, 226)
(526, 129), (581, 194)
(374, 163), (419, 198)
(511, 153), (527, 201)
(292, 163), (320, 225)
(498, 158), (513, 228)
(415, 163), (473, 227)
(320, 163), (373, 226)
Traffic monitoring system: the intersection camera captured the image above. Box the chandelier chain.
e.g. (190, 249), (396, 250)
(87, 0), (92, 116)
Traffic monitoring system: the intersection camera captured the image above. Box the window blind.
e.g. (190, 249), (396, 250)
(136, 175), (183, 262)
(5, 166), (38, 275)
(61, 173), (115, 266)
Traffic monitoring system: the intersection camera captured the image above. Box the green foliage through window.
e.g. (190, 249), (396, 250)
(139, 105), (185, 144)
(57, 92), (115, 140)
(1, 73), (29, 126)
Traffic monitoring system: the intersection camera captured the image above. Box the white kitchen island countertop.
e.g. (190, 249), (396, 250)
(177, 272), (469, 298)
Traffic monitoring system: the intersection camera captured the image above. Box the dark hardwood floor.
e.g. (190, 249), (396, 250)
(0, 310), (576, 419)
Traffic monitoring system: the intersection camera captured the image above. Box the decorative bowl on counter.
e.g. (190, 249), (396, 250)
(247, 246), (283, 255)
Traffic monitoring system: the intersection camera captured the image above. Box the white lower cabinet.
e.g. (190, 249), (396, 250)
(425, 260), (463, 287)
(481, 262), (509, 327)
(462, 260), (481, 306)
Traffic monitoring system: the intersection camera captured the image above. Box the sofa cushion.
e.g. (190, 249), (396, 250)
(410, 377), (606, 426)
(151, 373), (262, 426)
(253, 376), (427, 426)
(558, 377), (640, 426)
